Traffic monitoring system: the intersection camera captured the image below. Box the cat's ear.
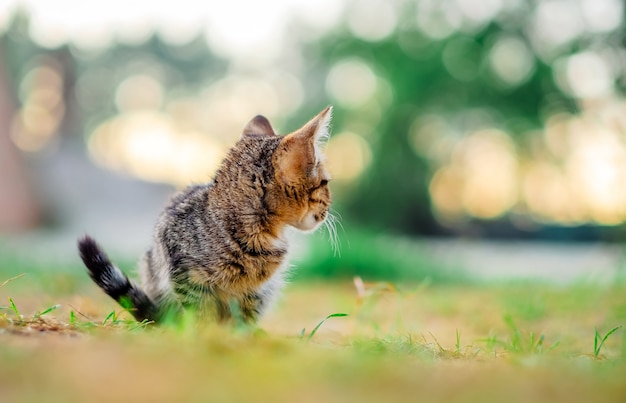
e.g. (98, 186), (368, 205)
(295, 105), (332, 151)
(275, 106), (333, 183)
(242, 115), (276, 138)
(285, 105), (332, 159)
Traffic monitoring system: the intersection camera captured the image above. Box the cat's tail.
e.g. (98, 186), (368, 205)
(78, 235), (159, 323)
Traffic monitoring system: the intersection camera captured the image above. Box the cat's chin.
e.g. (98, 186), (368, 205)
(292, 212), (325, 232)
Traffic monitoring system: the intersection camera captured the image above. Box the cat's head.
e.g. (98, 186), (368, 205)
(241, 107), (333, 232)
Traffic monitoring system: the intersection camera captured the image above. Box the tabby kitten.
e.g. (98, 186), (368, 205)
(78, 107), (333, 323)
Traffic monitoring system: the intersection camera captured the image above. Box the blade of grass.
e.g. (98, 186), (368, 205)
(67, 305), (96, 322)
(102, 311), (116, 325)
(33, 304), (61, 319)
(594, 325), (623, 357)
(8, 297), (20, 318)
(0, 274), (26, 288)
(69, 310), (77, 325)
(428, 331), (445, 352)
(129, 319), (153, 332)
(306, 313), (348, 341)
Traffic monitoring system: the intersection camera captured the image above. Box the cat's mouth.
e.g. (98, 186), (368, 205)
(293, 209), (328, 232)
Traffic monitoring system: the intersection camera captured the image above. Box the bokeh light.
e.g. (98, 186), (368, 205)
(115, 75), (165, 112)
(2, 0), (626, 235)
(347, 0), (397, 42)
(326, 132), (372, 182)
(423, 99), (626, 226)
(488, 36), (535, 86)
(10, 59), (65, 152)
(89, 112), (225, 187)
(84, 70), (307, 186)
(429, 129), (518, 220)
(559, 51), (614, 99)
(326, 59), (377, 109)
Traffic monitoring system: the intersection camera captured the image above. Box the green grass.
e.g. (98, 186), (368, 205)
(0, 229), (466, 292)
(2, 233), (626, 403)
(300, 312), (349, 341)
(2, 270), (626, 403)
(293, 229), (466, 283)
(594, 325), (623, 358)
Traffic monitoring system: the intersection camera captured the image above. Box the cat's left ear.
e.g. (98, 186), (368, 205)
(274, 106), (333, 183)
(302, 105), (332, 145)
(288, 105), (333, 162)
(242, 115), (276, 138)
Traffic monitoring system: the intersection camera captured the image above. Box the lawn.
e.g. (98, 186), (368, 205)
(1, 266), (626, 403)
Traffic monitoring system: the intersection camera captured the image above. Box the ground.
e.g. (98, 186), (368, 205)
(1, 275), (625, 403)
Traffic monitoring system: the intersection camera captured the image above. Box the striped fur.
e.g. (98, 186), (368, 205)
(78, 107), (333, 323)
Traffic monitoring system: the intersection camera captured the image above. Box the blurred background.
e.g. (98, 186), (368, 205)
(1, 0), (626, 286)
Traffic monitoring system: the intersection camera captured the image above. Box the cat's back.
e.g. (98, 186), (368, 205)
(155, 183), (219, 266)
(165, 184), (211, 219)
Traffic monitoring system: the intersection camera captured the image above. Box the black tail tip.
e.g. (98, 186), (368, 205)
(78, 235), (108, 266)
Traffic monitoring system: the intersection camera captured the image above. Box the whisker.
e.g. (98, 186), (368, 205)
(331, 209), (344, 221)
(330, 209), (344, 229)
(325, 221), (335, 256)
(324, 211), (341, 257)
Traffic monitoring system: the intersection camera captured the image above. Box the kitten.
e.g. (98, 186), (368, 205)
(78, 107), (333, 323)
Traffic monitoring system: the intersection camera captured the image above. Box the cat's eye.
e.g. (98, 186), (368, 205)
(310, 179), (330, 192)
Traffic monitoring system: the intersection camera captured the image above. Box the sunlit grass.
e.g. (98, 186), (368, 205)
(2, 251), (626, 402)
(293, 229), (466, 283)
(594, 325), (623, 359)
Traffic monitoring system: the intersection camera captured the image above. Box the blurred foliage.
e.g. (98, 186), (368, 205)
(1, 11), (228, 132)
(299, 21), (622, 236)
(0, 249), (84, 294)
(292, 229), (466, 283)
(2, 2), (626, 239)
(309, 30), (563, 233)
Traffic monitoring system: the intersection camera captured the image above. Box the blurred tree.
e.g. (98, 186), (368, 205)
(0, 41), (41, 231)
(1, 1), (625, 240)
(300, 4), (625, 238)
